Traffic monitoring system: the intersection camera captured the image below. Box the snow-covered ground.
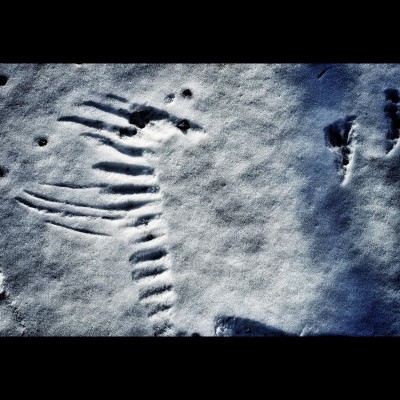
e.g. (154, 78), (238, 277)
(1, 63), (400, 336)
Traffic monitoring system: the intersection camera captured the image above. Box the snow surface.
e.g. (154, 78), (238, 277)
(1, 64), (400, 336)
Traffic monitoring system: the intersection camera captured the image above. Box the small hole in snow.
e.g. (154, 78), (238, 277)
(38, 138), (48, 147)
(119, 127), (137, 137)
(181, 89), (193, 98)
(129, 110), (150, 128)
(0, 75), (8, 86)
(164, 93), (175, 103)
(385, 88), (400, 104)
(0, 166), (8, 178)
(177, 119), (190, 131)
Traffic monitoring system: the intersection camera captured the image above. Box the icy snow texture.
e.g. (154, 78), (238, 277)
(1, 64), (400, 336)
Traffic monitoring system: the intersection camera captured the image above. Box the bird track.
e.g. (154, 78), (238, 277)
(324, 115), (357, 183)
(384, 88), (400, 153)
(324, 88), (400, 184)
